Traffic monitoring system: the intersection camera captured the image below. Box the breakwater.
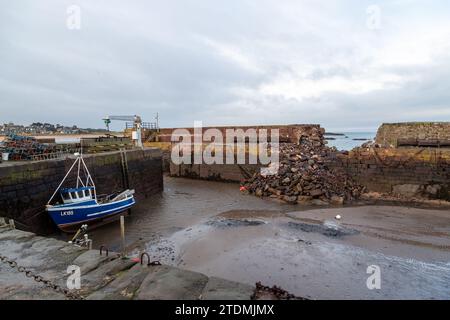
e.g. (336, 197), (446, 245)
(0, 148), (163, 235)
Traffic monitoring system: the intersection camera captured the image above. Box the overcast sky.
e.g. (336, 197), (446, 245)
(1, 0), (449, 131)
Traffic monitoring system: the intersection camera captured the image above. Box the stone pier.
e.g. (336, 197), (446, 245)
(0, 226), (254, 300)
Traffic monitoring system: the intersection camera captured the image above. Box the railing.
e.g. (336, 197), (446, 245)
(125, 122), (158, 130)
(30, 152), (72, 161)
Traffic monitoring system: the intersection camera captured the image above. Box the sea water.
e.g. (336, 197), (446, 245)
(325, 132), (376, 151)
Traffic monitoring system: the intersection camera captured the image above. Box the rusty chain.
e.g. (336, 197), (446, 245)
(0, 254), (84, 300)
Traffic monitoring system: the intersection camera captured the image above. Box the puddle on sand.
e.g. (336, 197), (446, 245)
(286, 221), (359, 238)
(206, 218), (267, 228)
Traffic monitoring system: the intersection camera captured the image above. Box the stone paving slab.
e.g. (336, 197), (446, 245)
(136, 265), (209, 300)
(0, 263), (66, 300)
(201, 277), (254, 300)
(86, 263), (152, 300)
(79, 257), (137, 296)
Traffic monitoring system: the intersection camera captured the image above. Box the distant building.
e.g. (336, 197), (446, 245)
(0, 122), (104, 135)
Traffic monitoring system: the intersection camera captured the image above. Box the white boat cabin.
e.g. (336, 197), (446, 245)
(60, 187), (95, 204)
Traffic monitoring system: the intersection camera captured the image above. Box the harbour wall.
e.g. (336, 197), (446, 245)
(170, 147), (450, 200)
(329, 147), (450, 200)
(0, 148), (163, 235)
(157, 124), (324, 143)
(375, 122), (450, 147)
(170, 161), (261, 182)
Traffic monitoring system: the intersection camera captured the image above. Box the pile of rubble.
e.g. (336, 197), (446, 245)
(241, 133), (365, 205)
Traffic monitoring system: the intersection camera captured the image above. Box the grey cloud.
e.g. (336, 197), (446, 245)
(0, 0), (449, 131)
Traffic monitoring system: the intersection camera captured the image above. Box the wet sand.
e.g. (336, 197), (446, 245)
(87, 176), (450, 299)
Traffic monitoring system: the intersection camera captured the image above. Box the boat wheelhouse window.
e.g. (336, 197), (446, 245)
(77, 191), (84, 198)
(62, 193), (71, 201)
(71, 192), (77, 199)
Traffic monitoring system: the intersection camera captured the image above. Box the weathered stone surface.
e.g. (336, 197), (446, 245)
(375, 122), (450, 147)
(330, 195), (344, 205)
(330, 146), (450, 201)
(201, 277), (254, 300)
(86, 264), (151, 300)
(79, 257), (137, 296)
(0, 228), (258, 301)
(311, 199), (329, 206)
(72, 250), (113, 275)
(425, 184), (441, 196)
(135, 265), (209, 300)
(393, 184), (423, 197)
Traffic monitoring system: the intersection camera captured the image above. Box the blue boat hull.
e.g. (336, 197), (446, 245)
(47, 197), (135, 232)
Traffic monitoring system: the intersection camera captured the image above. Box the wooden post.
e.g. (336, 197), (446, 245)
(120, 215), (125, 256)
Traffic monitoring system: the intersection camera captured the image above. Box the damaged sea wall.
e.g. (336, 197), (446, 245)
(331, 148), (450, 200)
(158, 124), (324, 143)
(168, 124), (325, 181)
(0, 148), (163, 235)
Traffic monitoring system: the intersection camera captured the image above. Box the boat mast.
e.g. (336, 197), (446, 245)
(80, 156), (97, 201)
(47, 144), (97, 204)
(47, 157), (80, 205)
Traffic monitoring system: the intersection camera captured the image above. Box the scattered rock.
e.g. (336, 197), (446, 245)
(311, 199), (329, 206)
(310, 189), (323, 198)
(283, 195), (298, 204)
(425, 184), (441, 196)
(330, 195), (344, 205)
(392, 184), (423, 197)
(251, 281), (307, 300)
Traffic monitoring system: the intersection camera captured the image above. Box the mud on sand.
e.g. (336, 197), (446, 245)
(144, 206), (450, 300)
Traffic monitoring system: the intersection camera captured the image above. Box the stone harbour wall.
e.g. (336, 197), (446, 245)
(158, 124), (324, 143)
(171, 146), (450, 201)
(170, 162), (261, 182)
(0, 148), (163, 235)
(375, 122), (450, 147)
(330, 147), (450, 200)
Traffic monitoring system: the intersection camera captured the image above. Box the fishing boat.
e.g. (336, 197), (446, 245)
(46, 153), (135, 232)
